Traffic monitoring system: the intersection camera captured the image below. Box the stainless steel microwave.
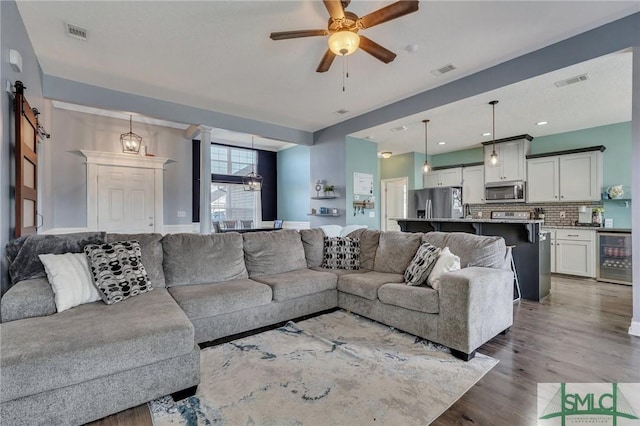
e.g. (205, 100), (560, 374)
(485, 180), (526, 203)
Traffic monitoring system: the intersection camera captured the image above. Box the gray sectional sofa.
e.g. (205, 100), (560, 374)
(0, 228), (513, 425)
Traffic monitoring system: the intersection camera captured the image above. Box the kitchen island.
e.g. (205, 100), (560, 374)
(396, 218), (550, 301)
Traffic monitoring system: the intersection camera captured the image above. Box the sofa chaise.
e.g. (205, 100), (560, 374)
(0, 228), (513, 425)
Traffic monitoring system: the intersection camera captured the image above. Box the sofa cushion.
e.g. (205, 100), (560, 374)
(321, 237), (360, 270)
(378, 283), (439, 314)
(0, 288), (194, 403)
(311, 266), (369, 277)
(242, 229), (307, 276)
(299, 229), (325, 268)
(162, 233), (248, 286)
(252, 269), (337, 302)
(168, 279), (272, 320)
(423, 232), (507, 269)
(0, 278), (56, 322)
(107, 233), (166, 288)
(337, 271), (405, 301)
(84, 240), (153, 304)
(346, 229), (380, 270)
(373, 232), (422, 274)
(39, 253), (102, 312)
(7, 232), (106, 284)
(404, 242), (441, 286)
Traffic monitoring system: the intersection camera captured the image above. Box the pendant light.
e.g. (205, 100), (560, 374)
(243, 136), (263, 191)
(422, 119), (432, 174)
(488, 100), (500, 167)
(120, 115), (142, 154)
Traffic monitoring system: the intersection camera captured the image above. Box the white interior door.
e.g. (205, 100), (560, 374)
(382, 178), (407, 232)
(97, 165), (155, 232)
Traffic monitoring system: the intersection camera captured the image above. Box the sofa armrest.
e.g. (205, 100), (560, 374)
(1, 278), (56, 323)
(437, 267), (514, 354)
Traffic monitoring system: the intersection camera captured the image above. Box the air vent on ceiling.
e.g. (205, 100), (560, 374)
(430, 63), (457, 76)
(65, 23), (88, 41)
(554, 73), (589, 87)
(333, 109), (349, 115)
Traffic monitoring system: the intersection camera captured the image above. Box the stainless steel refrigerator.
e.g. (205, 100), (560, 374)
(408, 187), (463, 219)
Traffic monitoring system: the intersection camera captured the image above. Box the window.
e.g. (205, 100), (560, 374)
(210, 183), (259, 223)
(211, 145), (256, 176)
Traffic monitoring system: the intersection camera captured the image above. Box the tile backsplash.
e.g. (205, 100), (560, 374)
(468, 202), (603, 226)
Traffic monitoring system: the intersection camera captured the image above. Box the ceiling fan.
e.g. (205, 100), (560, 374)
(270, 0), (419, 73)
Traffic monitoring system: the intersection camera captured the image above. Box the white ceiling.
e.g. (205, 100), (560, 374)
(16, 1), (640, 152)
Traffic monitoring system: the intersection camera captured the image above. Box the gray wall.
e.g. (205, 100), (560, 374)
(47, 108), (193, 229)
(1, 0), (44, 294)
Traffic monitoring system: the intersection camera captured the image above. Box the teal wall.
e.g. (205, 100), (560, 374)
(427, 123), (633, 228)
(430, 147), (483, 168)
(277, 145), (311, 222)
(345, 137), (380, 229)
(380, 152), (426, 190)
(532, 122), (632, 228)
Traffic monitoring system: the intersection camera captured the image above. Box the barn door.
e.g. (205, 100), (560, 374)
(14, 81), (39, 238)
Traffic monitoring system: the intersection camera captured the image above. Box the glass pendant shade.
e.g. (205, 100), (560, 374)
(328, 31), (360, 56)
(244, 136), (262, 191)
(487, 100), (501, 167)
(120, 115), (142, 154)
(422, 161), (432, 174)
(422, 119), (431, 174)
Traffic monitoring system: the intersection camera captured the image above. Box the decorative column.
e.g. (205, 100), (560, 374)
(199, 126), (212, 234)
(630, 47), (640, 337)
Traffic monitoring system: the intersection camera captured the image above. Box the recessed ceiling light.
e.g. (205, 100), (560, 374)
(390, 125), (407, 132)
(482, 132), (491, 137)
(364, 136), (374, 140)
(333, 109), (349, 115)
(438, 141), (446, 145)
(536, 121), (548, 126)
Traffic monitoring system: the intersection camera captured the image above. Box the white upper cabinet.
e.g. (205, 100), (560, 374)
(424, 167), (462, 188)
(462, 165), (485, 204)
(527, 150), (603, 202)
(484, 137), (530, 183)
(527, 156), (559, 202)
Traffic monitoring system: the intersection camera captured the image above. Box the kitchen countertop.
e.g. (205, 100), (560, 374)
(396, 217), (544, 224)
(541, 226), (631, 232)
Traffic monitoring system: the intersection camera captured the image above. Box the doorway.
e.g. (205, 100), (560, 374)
(381, 177), (408, 232)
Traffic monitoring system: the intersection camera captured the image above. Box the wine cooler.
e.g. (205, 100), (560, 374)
(597, 231), (632, 285)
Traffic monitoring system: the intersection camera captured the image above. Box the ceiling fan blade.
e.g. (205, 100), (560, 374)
(358, 0), (419, 29)
(358, 36), (397, 63)
(316, 49), (337, 73)
(270, 30), (329, 40)
(323, 0), (345, 20)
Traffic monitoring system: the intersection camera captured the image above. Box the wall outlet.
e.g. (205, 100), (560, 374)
(177, 211), (186, 218)
(559, 211), (566, 218)
(369, 211), (375, 218)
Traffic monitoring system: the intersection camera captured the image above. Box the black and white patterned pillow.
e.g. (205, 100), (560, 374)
(404, 242), (441, 286)
(321, 237), (361, 270)
(84, 240), (153, 304)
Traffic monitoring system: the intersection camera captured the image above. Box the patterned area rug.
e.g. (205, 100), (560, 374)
(150, 310), (497, 425)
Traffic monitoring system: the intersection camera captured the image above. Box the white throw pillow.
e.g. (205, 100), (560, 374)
(39, 253), (102, 312)
(428, 247), (461, 290)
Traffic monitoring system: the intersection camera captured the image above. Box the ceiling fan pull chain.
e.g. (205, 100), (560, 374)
(342, 56), (346, 92)
(346, 55), (350, 79)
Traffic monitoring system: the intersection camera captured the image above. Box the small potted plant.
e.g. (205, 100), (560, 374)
(323, 185), (336, 196)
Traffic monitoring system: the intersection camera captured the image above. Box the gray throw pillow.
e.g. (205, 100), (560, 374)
(404, 242), (441, 286)
(84, 240), (153, 304)
(321, 237), (361, 270)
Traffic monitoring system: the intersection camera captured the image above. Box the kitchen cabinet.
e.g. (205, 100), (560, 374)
(548, 229), (557, 273)
(462, 165), (485, 204)
(550, 229), (596, 278)
(484, 138), (530, 184)
(526, 149), (603, 202)
(424, 167), (462, 188)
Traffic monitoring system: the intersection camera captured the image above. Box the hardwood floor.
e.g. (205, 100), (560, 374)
(90, 276), (639, 426)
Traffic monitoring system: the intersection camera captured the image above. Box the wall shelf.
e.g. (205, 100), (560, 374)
(308, 213), (340, 217)
(311, 196), (338, 200)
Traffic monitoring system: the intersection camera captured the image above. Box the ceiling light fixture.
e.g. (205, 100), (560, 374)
(438, 141), (446, 145)
(422, 119), (432, 174)
(536, 121), (548, 126)
(380, 151), (392, 159)
(328, 31), (360, 56)
(482, 132), (491, 137)
(243, 136), (263, 191)
(488, 100), (501, 167)
(120, 115), (142, 154)
(390, 125), (407, 132)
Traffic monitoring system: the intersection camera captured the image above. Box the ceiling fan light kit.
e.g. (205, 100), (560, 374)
(269, 0), (419, 73)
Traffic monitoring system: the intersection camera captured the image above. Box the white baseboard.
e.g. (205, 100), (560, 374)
(41, 227), (90, 235)
(629, 321), (640, 337)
